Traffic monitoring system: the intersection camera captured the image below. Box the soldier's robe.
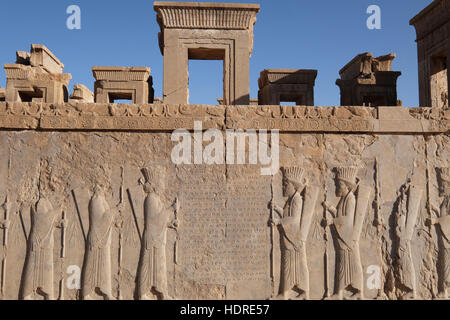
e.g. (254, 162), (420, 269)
(137, 193), (171, 298)
(279, 192), (307, 293)
(22, 199), (59, 299)
(437, 197), (450, 290)
(331, 191), (363, 291)
(82, 193), (113, 299)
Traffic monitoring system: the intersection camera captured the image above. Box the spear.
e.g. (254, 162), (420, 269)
(61, 211), (67, 258)
(1, 149), (12, 297)
(173, 197), (180, 265)
(117, 166), (124, 300)
(1, 196), (10, 297)
(57, 208), (67, 301)
(323, 176), (330, 299)
(269, 176), (276, 298)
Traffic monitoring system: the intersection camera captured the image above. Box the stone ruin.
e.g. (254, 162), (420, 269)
(4, 45), (72, 104)
(92, 67), (154, 104)
(0, 1), (447, 301)
(258, 69), (317, 106)
(336, 53), (401, 107)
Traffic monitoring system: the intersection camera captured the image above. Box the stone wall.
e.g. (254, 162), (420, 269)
(0, 102), (448, 300)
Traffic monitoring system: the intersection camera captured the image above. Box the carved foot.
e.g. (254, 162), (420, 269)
(436, 291), (448, 300)
(140, 294), (155, 301)
(274, 293), (288, 300)
(325, 293), (343, 300)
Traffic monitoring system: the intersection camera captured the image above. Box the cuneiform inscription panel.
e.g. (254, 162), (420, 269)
(177, 167), (271, 297)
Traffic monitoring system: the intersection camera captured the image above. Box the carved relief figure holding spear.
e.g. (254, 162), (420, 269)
(21, 198), (65, 300)
(82, 184), (119, 300)
(394, 180), (423, 300)
(322, 167), (371, 300)
(137, 167), (179, 300)
(428, 167), (450, 299)
(271, 167), (318, 300)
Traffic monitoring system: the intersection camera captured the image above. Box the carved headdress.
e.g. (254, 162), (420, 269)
(437, 167), (450, 182)
(282, 167), (305, 184)
(336, 167), (358, 185)
(141, 166), (167, 189)
(141, 168), (154, 183)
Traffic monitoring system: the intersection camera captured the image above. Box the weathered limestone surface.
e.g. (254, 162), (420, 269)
(69, 84), (94, 103)
(0, 102), (447, 300)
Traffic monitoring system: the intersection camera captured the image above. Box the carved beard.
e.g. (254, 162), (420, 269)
(336, 185), (349, 197)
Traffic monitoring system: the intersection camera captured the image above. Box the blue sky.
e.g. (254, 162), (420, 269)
(0, 0), (432, 106)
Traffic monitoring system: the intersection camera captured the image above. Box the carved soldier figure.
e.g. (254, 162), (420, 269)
(428, 167), (450, 299)
(137, 168), (178, 300)
(323, 167), (371, 300)
(271, 167), (318, 300)
(82, 185), (117, 300)
(21, 198), (65, 300)
(394, 181), (423, 300)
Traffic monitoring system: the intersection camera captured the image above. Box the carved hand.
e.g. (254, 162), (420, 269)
(274, 206), (283, 215)
(269, 214), (281, 226)
(431, 205), (440, 216)
(321, 217), (333, 227)
(59, 218), (68, 229)
(269, 201), (282, 215)
(171, 219), (179, 229)
(115, 217), (124, 229)
(426, 217), (438, 226)
(173, 198), (180, 213)
(1, 220), (10, 229)
(322, 201), (336, 217)
(116, 202), (126, 213)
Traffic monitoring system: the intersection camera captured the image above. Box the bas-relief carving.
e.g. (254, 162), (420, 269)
(428, 167), (450, 299)
(135, 167), (178, 300)
(393, 181), (423, 300)
(21, 198), (65, 300)
(323, 167), (371, 300)
(271, 167), (319, 300)
(0, 131), (446, 300)
(81, 185), (118, 300)
(0, 102), (447, 133)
